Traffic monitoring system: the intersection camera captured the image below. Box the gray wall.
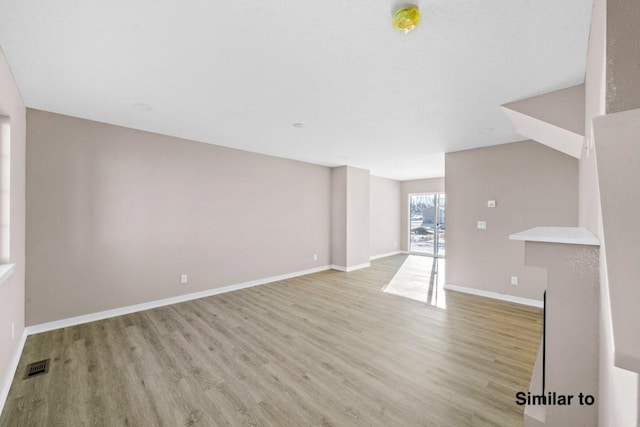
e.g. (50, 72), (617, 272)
(369, 176), (401, 258)
(400, 178), (445, 252)
(445, 140), (578, 300)
(330, 167), (347, 267)
(346, 167), (370, 267)
(330, 166), (372, 269)
(606, 0), (640, 114)
(0, 49), (26, 401)
(26, 109), (332, 325)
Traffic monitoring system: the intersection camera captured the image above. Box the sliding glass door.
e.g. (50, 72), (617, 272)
(409, 193), (446, 256)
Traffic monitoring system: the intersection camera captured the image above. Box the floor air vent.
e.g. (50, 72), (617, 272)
(24, 359), (50, 379)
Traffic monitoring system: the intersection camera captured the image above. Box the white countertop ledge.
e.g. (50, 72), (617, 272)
(509, 227), (600, 246)
(0, 263), (15, 286)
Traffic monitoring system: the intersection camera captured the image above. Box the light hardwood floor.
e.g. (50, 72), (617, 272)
(1, 255), (542, 426)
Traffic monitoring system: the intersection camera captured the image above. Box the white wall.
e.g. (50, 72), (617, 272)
(0, 48), (26, 413)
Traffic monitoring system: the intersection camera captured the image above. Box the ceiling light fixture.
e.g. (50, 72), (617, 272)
(292, 122), (304, 128)
(392, 5), (420, 33)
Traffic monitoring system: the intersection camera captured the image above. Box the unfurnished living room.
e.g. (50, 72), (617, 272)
(0, 0), (638, 426)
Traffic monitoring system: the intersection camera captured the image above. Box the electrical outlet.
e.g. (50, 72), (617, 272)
(11, 321), (14, 339)
(488, 200), (496, 208)
(313, 254), (318, 261)
(180, 274), (188, 284)
(477, 221), (487, 230)
(511, 276), (519, 286)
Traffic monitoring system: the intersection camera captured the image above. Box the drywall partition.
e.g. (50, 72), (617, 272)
(26, 109), (332, 325)
(330, 166), (370, 270)
(510, 231), (599, 426)
(331, 167), (348, 268)
(581, 0), (640, 424)
(594, 110), (640, 424)
(445, 141), (578, 301)
(0, 49), (26, 414)
(369, 176), (401, 258)
(400, 177), (444, 252)
(346, 167), (370, 268)
(606, 0), (640, 114)
(501, 85), (585, 158)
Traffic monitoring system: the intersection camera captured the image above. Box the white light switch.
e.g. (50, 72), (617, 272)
(477, 221), (487, 230)
(488, 200), (496, 208)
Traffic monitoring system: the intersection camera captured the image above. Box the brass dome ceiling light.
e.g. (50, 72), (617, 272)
(392, 5), (420, 33)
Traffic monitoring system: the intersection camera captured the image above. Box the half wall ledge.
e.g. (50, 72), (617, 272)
(510, 226), (599, 427)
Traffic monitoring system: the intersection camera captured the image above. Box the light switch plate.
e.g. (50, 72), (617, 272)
(477, 221), (487, 230)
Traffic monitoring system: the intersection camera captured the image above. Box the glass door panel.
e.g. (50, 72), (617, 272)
(409, 194), (436, 255)
(409, 193), (446, 256)
(436, 194), (445, 256)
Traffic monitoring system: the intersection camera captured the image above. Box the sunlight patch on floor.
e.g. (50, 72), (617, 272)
(382, 255), (446, 308)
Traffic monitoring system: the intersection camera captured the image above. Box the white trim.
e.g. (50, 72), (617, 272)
(346, 263), (370, 272)
(443, 284), (543, 308)
(330, 263), (371, 272)
(0, 263), (14, 286)
(509, 226), (600, 246)
(0, 330), (27, 418)
(369, 251), (402, 260)
(26, 265), (332, 335)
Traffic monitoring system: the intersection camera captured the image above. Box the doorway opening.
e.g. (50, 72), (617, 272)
(408, 193), (445, 256)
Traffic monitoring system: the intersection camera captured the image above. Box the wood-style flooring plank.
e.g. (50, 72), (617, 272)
(1, 255), (541, 426)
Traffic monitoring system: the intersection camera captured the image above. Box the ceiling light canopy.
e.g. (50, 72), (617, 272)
(392, 6), (420, 33)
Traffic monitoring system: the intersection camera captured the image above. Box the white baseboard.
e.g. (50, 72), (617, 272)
(330, 263), (371, 272)
(369, 251), (403, 260)
(0, 330), (27, 418)
(346, 263), (371, 272)
(26, 265), (332, 336)
(443, 284), (543, 308)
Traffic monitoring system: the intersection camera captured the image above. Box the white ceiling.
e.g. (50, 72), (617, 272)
(0, 0), (592, 180)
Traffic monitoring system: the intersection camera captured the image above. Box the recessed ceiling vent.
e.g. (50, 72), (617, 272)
(24, 359), (50, 379)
